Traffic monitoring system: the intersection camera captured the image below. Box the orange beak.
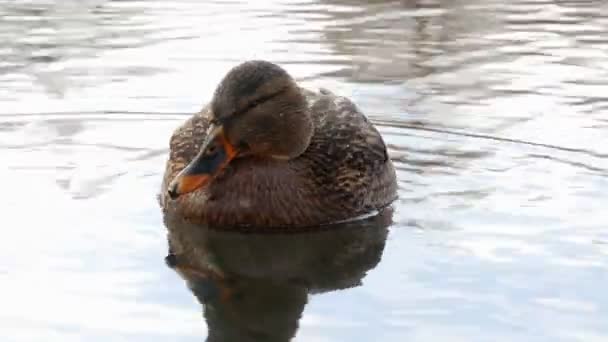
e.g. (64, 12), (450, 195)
(168, 125), (237, 199)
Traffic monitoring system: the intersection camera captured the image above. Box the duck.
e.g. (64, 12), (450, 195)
(159, 60), (397, 229)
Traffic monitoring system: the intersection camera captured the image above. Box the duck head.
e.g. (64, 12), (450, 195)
(168, 61), (314, 199)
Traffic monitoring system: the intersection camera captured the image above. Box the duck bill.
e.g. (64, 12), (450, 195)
(168, 125), (237, 199)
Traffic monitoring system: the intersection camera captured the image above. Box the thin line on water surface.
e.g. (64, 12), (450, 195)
(375, 120), (608, 159)
(0, 111), (190, 118)
(3, 111), (606, 159)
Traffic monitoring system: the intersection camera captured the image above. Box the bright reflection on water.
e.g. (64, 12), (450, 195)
(1, 0), (607, 341)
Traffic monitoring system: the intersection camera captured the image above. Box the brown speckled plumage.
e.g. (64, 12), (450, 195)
(160, 61), (397, 229)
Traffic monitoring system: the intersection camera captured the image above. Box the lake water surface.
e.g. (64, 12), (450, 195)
(1, 0), (607, 341)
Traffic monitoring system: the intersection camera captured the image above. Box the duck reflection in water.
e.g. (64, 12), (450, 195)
(162, 208), (393, 342)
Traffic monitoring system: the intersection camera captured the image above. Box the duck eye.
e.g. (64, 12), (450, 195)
(206, 144), (218, 155)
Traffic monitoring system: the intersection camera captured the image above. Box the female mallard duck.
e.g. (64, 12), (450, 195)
(160, 60), (397, 229)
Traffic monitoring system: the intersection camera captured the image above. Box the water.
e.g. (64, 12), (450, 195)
(1, 0), (607, 341)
